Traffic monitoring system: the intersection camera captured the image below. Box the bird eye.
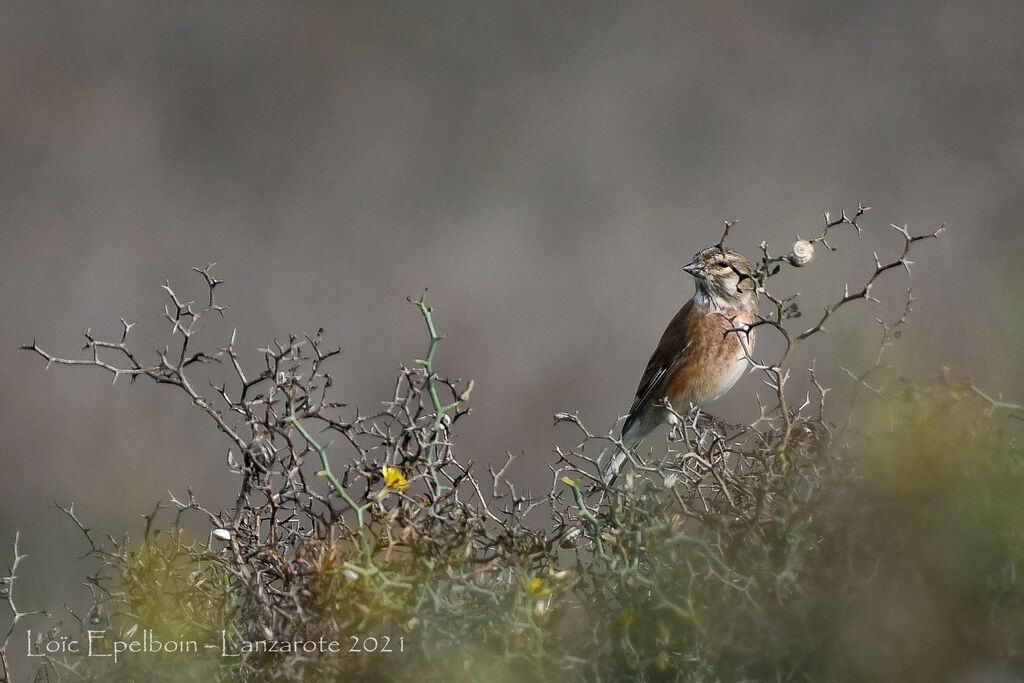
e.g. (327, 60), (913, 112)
(716, 261), (728, 268)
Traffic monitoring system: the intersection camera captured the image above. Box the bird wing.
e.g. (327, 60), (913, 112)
(622, 299), (694, 438)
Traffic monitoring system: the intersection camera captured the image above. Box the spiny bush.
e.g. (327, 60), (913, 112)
(6, 208), (1022, 682)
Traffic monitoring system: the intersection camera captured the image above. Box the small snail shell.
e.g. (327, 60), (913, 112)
(788, 239), (814, 267)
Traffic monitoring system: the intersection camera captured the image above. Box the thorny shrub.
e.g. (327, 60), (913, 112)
(4, 207), (1023, 682)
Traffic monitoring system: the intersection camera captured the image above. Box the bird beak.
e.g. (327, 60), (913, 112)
(682, 261), (704, 277)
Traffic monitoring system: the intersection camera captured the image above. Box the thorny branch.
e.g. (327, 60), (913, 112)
(713, 208), (944, 448)
(1, 533), (49, 683)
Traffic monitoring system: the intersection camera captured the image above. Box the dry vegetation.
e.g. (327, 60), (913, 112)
(5, 208), (1023, 682)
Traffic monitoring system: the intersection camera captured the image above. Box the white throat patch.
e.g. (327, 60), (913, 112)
(693, 286), (732, 311)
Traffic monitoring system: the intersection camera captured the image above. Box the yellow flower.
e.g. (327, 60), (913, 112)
(526, 576), (551, 598)
(381, 465), (409, 491)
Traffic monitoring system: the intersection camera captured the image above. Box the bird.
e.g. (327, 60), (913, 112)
(603, 246), (759, 486)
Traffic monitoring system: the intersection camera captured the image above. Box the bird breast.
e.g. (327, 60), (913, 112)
(680, 308), (755, 405)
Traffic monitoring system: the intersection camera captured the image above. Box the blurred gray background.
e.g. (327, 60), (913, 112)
(2, 0), (1023, 638)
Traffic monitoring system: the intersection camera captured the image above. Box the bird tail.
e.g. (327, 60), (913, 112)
(602, 447), (629, 487)
(602, 415), (645, 488)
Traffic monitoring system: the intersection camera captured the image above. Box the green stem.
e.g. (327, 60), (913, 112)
(565, 478), (609, 560)
(285, 398), (369, 545)
(411, 293), (461, 501)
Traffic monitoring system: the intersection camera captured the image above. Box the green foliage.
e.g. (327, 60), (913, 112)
(30, 362), (1022, 683)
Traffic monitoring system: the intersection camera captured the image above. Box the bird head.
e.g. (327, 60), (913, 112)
(683, 247), (758, 310)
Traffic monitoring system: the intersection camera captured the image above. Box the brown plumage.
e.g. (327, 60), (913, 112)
(605, 246), (758, 484)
